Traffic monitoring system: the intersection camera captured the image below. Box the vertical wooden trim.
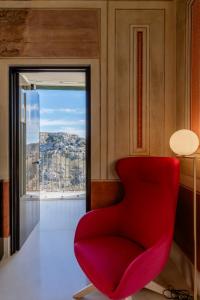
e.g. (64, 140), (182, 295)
(100, 2), (108, 180)
(185, 0), (194, 129)
(190, 0), (200, 139)
(0, 180), (3, 238)
(107, 2), (116, 179)
(130, 25), (149, 155)
(85, 67), (91, 212)
(2, 181), (9, 238)
(137, 31), (143, 149)
(163, 2), (176, 156)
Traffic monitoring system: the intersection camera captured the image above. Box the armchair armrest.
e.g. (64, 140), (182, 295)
(111, 235), (172, 299)
(74, 203), (122, 243)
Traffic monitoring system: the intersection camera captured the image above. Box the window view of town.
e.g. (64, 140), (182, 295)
(24, 75), (86, 198)
(26, 132), (86, 193)
(39, 132), (86, 192)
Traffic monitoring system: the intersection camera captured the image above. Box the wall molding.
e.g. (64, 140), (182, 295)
(0, 1), (107, 8)
(130, 25), (150, 155)
(185, 0), (194, 129)
(108, 1), (176, 179)
(0, 58), (101, 180)
(187, 0), (200, 143)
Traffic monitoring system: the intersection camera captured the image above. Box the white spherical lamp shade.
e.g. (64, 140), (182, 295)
(169, 129), (199, 156)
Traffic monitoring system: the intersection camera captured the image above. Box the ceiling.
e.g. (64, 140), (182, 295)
(21, 72), (86, 88)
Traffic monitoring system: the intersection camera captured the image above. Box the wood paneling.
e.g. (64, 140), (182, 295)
(176, 0), (188, 129)
(91, 180), (123, 209)
(175, 185), (200, 270)
(130, 25), (150, 155)
(0, 180), (3, 238)
(0, 9), (100, 58)
(0, 180), (10, 241)
(176, 1), (200, 274)
(108, 2), (176, 178)
(0, 179), (3, 259)
(191, 0), (200, 138)
(115, 9), (165, 159)
(2, 181), (9, 238)
(176, 0), (200, 203)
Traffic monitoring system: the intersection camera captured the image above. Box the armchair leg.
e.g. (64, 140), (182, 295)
(73, 284), (96, 299)
(145, 281), (164, 295)
(73, 281), (164, 299)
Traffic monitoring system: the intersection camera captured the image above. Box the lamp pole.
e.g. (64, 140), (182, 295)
(169, 129), (199, 300)
(183, 155), (198, 300)
(193, 157), (198, 300)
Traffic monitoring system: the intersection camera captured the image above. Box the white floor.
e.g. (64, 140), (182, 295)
(0, 200), (190, 300)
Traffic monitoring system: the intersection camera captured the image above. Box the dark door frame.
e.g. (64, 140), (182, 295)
(9, 66), (91, 254)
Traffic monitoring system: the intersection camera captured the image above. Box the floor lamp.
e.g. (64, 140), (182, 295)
(169, 129), (199, 300)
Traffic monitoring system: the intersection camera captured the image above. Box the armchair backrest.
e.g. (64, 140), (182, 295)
(116, 157), (180, 248)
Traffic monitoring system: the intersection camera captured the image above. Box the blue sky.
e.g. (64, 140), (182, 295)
(38, 89), (86, 137)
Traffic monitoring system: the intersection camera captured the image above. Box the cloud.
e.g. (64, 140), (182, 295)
(40, 119), (85, 127)
(40, 108), (84, 114)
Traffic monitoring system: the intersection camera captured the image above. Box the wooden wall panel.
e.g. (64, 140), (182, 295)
(176, 0), (200, 275)
(0, 180), (3, 238)
(2, 181), (9, 238)
(191, 0), (200, 138)
(176, 0), (187, 129)
(0, 180), (3, 260)
(91, 180), (123, 209)
(115, 9), (165, 160)
(108, 2), (176, 178)
(175, 185), (200, 271)
(0, 180), (9, 239)
(0, 9), (100, 58)
(115, 10), (165, 158)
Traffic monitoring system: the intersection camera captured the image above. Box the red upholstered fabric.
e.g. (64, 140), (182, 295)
(74, 157), (180, 299)
(117, 157), (180, 248)
(75, 236), (144, 293)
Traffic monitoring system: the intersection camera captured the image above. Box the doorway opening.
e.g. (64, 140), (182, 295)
(9, 67), (91, 254)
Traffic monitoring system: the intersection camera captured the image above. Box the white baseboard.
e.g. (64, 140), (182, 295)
(170, 241), (200, 295)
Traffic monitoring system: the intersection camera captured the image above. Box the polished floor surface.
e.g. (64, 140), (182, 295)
(0, 199), (189, 300)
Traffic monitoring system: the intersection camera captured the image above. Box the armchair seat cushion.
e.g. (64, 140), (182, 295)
(74, 235), (144, 294)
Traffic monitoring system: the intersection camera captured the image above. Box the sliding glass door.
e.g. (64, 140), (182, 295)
(19, 76), (40, 247)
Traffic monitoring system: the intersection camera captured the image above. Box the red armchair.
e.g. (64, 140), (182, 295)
(74, 157), (180, 300)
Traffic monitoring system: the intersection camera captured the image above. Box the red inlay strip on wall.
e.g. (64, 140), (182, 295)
(191, 0), (200, 137)
(137, 31), (143, 148)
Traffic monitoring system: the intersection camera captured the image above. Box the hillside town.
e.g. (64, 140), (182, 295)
(40, 132), (86, 191)
(26, 132), (86, 192)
